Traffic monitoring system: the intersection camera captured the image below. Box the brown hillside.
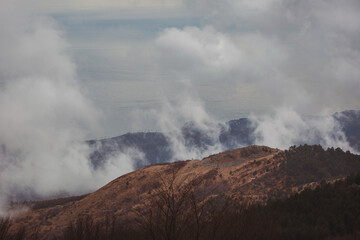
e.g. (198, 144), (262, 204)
(9, 146), (309, 238)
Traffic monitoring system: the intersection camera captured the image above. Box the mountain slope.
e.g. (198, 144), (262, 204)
(10, 145), (360, 239)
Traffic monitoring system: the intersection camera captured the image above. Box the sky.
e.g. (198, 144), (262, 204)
(0, 0), (359, 210)
(1, 0), (359, 138)
(16, 0), (356, 138)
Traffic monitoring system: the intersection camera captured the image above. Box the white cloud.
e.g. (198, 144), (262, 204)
(157, 26), (240, 70)
(149, 0), (360, 152)
(251, 107), (357, 153)
(154, 25), (297, 108)
(0, 0), (138, 213)
(160, 0), (360, 114)
(155, 26), (289, 85)
(132, 92), (225, 161)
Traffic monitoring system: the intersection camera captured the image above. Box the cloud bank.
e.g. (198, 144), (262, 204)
(250, 107), (357, 153)
(0, 1), (136, 214)
(148, 0), (360, 152)
(149, 0), (360, 112)
(132, 92), (226, 161)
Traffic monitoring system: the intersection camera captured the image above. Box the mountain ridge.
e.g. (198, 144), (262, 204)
(88, 110), (360, 170)
(9, 144), (360, 239)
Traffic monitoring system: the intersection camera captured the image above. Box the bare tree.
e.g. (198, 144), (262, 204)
(135, 168), (227, 240)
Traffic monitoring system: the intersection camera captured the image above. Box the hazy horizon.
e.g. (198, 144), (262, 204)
(3, 0), (357, 138)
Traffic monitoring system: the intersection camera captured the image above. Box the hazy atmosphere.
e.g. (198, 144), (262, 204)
(1, 0), (360, 212)
(8, 0), (358, 137)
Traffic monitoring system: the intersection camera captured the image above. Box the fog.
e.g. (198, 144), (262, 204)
(0, 1), (136, 214)
(251, 107), (357, 153)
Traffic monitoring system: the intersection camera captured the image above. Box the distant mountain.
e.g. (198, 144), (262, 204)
(9, 145), (360, 239)
(87, 117), (256, 169)
(334, 110), (360, 151)
(88, 110), (360, 169)
(87, 132), (173, 169)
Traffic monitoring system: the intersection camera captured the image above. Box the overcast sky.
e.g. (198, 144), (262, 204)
(2, 0), (360, 138)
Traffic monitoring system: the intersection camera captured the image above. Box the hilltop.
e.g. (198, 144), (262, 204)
(7, 145), (360, 239)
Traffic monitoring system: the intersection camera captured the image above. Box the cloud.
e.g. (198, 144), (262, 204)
(16, 0), (357, 139)
(6, 0), (184, 13)
(154, 24), (302, 111)
(0, 0), (137, 214)
(128, 0), (358, 155)
(151, 0), (360, 154)
(155, 25), (288, 86)
(132, 92), (225, 161)
(250, 107), (357, 153)
(163, 0), (360, 114)
(156, 26), (241, 74)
